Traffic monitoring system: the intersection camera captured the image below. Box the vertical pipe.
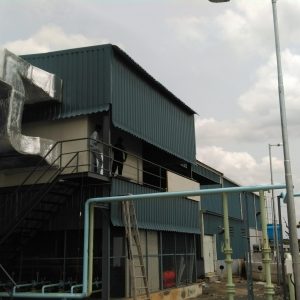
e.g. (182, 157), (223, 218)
(63, 230), (67, 282)
(244, 193), (254, 300)
(277, 196), (288, 300)
(269, 144), (280, 285)
(271, 1), (300, 298)
(222, 192), (235, 300)
(194, 234), (198, 280)
(159, 232), (163, 290)
(88, 204), (94, 295)
(101, 209), (110, 300)
(200, 210), (205, 259)
(259, 190), (274, 300)
(82, 201), (90, 295)
(253, 194), (259, 245)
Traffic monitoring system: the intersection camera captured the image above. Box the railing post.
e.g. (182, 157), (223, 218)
(222, 192), (235, 300)
(60, 142), (63, 169)
(259, 190), (274, 300)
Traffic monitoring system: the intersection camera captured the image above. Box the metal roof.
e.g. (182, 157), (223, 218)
(192, 161), (222, 184)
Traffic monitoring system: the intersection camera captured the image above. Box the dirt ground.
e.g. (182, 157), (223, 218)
(195, 277), (284, 299)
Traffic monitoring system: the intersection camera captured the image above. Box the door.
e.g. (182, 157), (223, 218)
(203, 235), (215, 274)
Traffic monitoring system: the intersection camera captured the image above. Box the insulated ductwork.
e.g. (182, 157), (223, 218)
(0, 49), (62, 167)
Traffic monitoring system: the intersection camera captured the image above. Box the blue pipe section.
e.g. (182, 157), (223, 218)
(1, 184), (285, 298)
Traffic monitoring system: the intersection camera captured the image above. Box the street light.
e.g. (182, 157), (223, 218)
(268, 143), (282, 285)
(208, 0), (300, 298)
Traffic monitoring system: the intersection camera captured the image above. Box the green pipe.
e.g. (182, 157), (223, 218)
(4, 184), (285, 299)
(42, 282), (63, 293)
(88, 204), (94, 295)
(222, 192), (235, 300)
(259, 191), (274, 300)
(71, 284), (83, 293)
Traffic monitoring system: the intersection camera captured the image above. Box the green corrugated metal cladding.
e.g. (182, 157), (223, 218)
(111, 49), (196, 163)
(201, 184), (242, 219)
(22, 44), (196, 163)
(192, 163), (221, 184)
(110, 178), (200, 234)
(201, 180), (261, 224)
(22, 46), (111, 120)
(204, 214), (247, 259)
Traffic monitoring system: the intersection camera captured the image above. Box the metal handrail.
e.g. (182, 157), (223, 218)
(17, 142), (60, 189)
(0, 264), (16, 286)
(0, 152), (80, 245)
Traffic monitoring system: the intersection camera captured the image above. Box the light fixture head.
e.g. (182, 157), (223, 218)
(208, 0), (230, 2)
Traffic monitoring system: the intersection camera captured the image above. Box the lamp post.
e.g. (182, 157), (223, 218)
(271, 1), (300, 298)
(208, 0), (300, 297)
(268, 143), (282, 285)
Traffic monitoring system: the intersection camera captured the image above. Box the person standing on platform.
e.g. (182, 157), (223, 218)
(112, 137), (127, 176)
(90, 124), (103, 174)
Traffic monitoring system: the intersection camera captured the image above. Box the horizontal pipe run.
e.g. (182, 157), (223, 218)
(87, 184), (286, 205)
(5, 184), (285, 299)
(42, 282), (63, 293)
(70, 284), (83, 294)
(2, 292), (88, 299)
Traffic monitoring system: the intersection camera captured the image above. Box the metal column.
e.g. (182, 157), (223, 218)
(259, 190), (274, 300)
(222, 192), (235, 300)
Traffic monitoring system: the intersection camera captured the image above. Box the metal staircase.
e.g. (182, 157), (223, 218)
(0, 143), (80, 265)
(122, 200), (150, 300)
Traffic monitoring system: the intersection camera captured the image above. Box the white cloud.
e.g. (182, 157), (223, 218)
(196, 145), (284, 187)
(238, 50), (300, 129)
(3, 25), (109, 55)
(166, 16), (207, 43)
(196, 49), (300, 148)
(215, 0), (300, 58)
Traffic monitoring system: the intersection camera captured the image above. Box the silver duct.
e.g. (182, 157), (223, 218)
(0, 49), (62, 167)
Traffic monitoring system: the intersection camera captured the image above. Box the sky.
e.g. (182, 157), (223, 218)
(1, 0), (300, 223)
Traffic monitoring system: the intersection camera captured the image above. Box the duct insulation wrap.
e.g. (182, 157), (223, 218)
(0, 48), (62, 166)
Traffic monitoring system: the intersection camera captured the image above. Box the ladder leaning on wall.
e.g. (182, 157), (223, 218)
(122, 200), (150, 300)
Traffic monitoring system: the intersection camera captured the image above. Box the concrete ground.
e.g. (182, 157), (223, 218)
(194, 277), (284, 299)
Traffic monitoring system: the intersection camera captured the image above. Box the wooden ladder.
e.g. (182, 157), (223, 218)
(122, 201), (150, 300)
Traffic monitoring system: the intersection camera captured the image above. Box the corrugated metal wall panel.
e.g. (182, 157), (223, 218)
(199, 182), (261, 228)
(204, 214), (247, 259)
(201, 184), (223, 215)
(111, 53), (196, 163)
(242, 192), (261, 229)
(223, 179), (242, 220)
(22, 45), (111, 120)
(192, 164), (221, 184)
(110, 178), (200, 234)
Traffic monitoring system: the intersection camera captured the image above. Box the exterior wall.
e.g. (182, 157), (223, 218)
(23, 116), (89, 141)
(0, 117), (89, 187)
(111, 50), (196, 164)
(203, 235), (217, 274)
(110, 178), (200, 234)
(22, 46), (111, 120)
(215, 259), (244, 277)
(24, 117), (89, 174)
(147, 231), (160, 292)
(150, 283), (202, 300)
(249, 228), (262, 254)
(22, 45), (196, 164)
(167, 171), (200, 202)
(125, 230), (160, 296)
(112, 132), (143, 184)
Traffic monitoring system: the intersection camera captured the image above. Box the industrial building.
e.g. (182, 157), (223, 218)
(0, 45), (261, 299)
